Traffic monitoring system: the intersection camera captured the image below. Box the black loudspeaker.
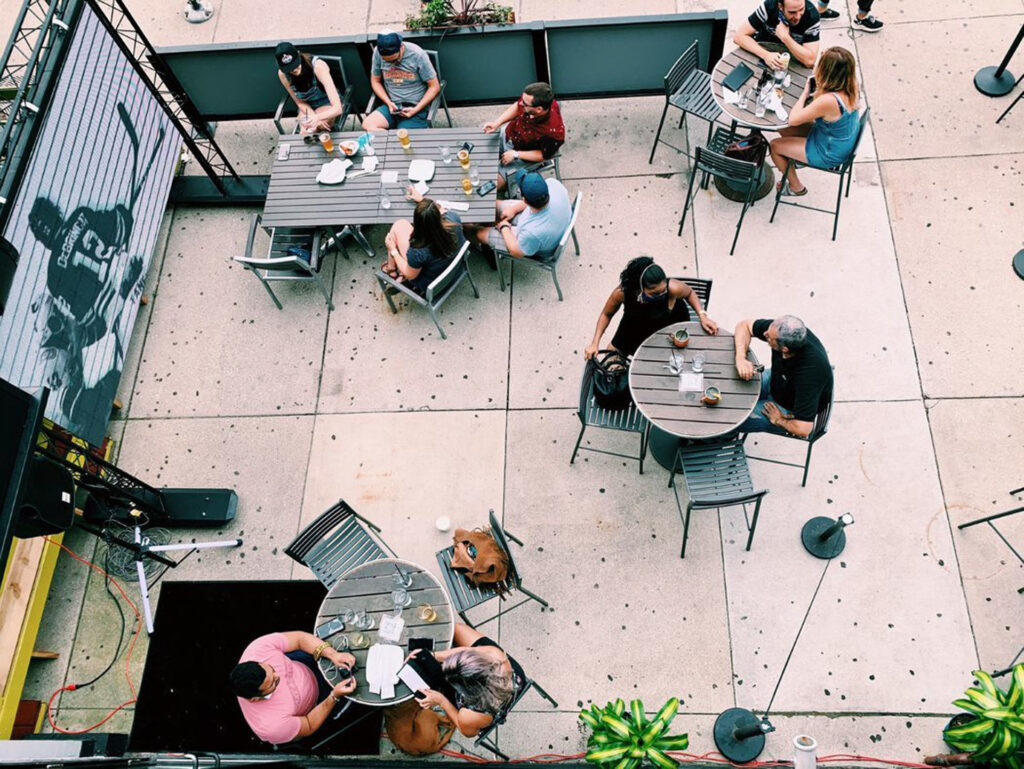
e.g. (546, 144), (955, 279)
(14, 455), (75, 538)
(0, 237), (17, 316)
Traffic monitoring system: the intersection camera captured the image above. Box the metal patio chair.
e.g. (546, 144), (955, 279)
(284, 499), (396, 589)
(649, 41), (722, 163)
(743, 385), (834, 487)
(233, 214), (335, 310)
(668, 438), (768, 559)
(365, 49), (450, 127)
(435, 510), (549, 627)
(769, 106), (872, 240)
(678, 132), (761, 255)
(274, 55), (358, 134)
(374, 241), (478, 340)
(496, 190), (582, 301)
(473, 675), (558, 760)
(570, 356), (650, 474)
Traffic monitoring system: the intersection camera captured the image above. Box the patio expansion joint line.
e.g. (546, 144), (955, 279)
(717, 506), (739, 710)
(850, 21), (984, 670)
(877, 150), (1024, 164)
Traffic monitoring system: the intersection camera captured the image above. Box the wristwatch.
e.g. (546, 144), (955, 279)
(512, 150), (520, 161)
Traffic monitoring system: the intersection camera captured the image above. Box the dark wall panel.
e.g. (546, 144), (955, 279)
(0, 3), (178, 446)
(546, 14), (724, 98)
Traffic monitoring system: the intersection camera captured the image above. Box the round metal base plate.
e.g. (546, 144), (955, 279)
(713, 708), (766, 764)
(974, 66), (1016, 96)
(1013, 249), (1024, 281)
(801, 516), (847, 559)
(714, 166), (774, 203)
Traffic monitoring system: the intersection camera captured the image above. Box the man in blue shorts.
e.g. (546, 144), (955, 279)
(362, 30), (440, 130)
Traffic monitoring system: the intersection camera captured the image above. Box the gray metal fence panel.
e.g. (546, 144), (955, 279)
(156, 35), (369, 121)
(545, 12), (728, 98)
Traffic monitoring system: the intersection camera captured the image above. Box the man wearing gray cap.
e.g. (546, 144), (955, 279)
(363, 30), (440, 130)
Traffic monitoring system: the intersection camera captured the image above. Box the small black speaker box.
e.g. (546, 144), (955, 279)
(14, 455), (75, 538)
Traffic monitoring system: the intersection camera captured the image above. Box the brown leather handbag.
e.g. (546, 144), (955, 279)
(385, 700), (454, 756)
(450, 527), (509, 592)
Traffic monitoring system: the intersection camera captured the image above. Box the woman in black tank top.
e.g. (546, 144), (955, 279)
(274, 42), (343, 134)
(584, 256), (720, 359)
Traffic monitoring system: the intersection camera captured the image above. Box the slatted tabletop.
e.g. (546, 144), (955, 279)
(314, 558), (454, 707)
(711, 43), (813, 131)
(629, 322), (762, 440)
(262, 128), (500, 229)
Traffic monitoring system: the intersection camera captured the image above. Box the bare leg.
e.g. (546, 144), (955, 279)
(383, 219), (413, 275)
(770, 136), (810, 192)
(362, 110), (390, 131)
(496, 174), (507, 193)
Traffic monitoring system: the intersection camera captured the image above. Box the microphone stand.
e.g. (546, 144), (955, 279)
(974, 22), (1024, 96)
(713, 514), (854, 763)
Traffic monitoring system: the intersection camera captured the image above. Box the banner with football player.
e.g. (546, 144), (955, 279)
(0, 2), (178, 446)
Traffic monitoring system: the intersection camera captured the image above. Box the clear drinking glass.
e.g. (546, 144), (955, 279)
(691, 352), (706, 373)
(417, 604), (438, 622)
(379, 181), (391, 210)
(754, 94), (767, 118)
(391, 588), (410, 614)
(469, 167), (480, 186)
(393, 566), (413, 588)
(339, 608), (357, 625)
(333, 635), (350, 651)
(350, 632), (369, 649)
(355, 610), (375, 630)
(737, 89), (749, 110)
(440, 145), (452, 164)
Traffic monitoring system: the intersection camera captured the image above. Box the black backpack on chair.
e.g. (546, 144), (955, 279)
(590, 350), (632, 411)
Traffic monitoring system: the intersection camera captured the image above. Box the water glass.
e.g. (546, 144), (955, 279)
(391, 588), (410, 613)
(333, 635), (350, 651)
(380, 182), (391, 210)
(339, 608), (357, 625)
(469, 167), (480, 187)
(691, 352), (706, 373)
(737, 89), (749, 110)
(754, 95), (767, 118)
(440, 145), (452, 164)
(393, 567), (413, 588)
(355, 610), (375, 630)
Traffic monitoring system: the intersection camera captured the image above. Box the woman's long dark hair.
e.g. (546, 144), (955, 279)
(619, 256), (666, 297)
(410, 199), (457, 257)
(286, 52), (316, 91)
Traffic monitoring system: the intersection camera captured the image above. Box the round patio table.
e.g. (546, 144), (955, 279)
(314, 558), (454, 707)
(628, 322), (761, 469)
(709, 43), (814, 201)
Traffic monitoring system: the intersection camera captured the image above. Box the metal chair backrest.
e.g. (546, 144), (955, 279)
(541, 190), (582, 265)
(319, 55), (350, 93)
(487, 509), (522, 587)
(671, 276), (713, 312)
(284, 500), (389, 588)
(424, 49), (443, 81)
(425, 240), (471, 303)
(682, 440), (759, 507)
(839, 105), (871, 172)
(577, 359), (596, 419)
(694, 145), (758, 186)
(809, 384), (834, 442)
(664, 41), (700, 96)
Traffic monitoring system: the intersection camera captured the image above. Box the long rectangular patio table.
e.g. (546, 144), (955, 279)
(262, 128), (501, 229)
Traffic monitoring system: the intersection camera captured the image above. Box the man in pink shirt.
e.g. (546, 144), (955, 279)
(230, 631), (357, 745)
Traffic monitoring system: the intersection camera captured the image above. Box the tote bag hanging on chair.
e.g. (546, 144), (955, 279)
(591, 350), (632, 410)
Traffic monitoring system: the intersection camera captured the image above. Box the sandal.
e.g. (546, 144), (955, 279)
(379, 262), (400, 279)
(777, 180), (808, 197)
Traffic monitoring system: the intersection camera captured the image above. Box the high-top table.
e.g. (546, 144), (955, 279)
(262, 127), (500, 228)
(628, 322), (761, 469)
(314, 558), (454, 707)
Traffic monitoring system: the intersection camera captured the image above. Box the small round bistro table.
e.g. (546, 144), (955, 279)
(628, 322), (761, 469)
(709, 43), (814, 201)
(314, 557), (454, 707)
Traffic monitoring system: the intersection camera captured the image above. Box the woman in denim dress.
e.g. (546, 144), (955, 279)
(275, 42), (344, 136)
(769, 47), (860, 196)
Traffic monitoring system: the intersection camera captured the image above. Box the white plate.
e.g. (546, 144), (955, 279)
(408, 159), (435, 182)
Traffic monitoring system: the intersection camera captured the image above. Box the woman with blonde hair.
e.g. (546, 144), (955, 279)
(411, 623), (522, 737)
(769, 46), (861, 196)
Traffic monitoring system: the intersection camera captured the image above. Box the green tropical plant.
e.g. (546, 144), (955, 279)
(579, 697), (689, 769)
(941, 665), (1024, 769)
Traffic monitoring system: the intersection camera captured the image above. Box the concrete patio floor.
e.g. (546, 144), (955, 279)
(15, 0), (1024, 762)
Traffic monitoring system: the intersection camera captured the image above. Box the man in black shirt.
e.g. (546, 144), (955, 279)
(733, 315), (832, 438)
(734, 0), (821, 69)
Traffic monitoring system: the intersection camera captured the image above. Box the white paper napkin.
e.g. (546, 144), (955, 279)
(362, 156), (379, 172)
(435, 199), (469, 212)
(381, 170), (399, 184)
(723, 88), (740, 105)
(413, 180), (429, 196)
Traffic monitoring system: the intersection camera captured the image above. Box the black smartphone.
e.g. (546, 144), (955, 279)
(808, 76), (817, 93)
(476, 180), (497, 196)
(722, 62), (754, 93)
(334, 666), (353, 681)
(409, 637), (434, 653)
(413, 689), (426, 699)
(461, 141), (474, 154)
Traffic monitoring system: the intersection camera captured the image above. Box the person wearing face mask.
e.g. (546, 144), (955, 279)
(584, 256), (719, 360)
(230, 631), (357, 745)
(482, 82), (566, 193)
(732, 315), (832, 437)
